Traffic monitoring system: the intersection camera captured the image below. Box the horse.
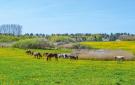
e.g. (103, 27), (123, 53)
(69, 55), (78, 60)
(26, 50), (33, 55)
(43, 53), (58, 61)
(58, 54), (69, 59)
(58, 54), (64, 58)
(26, 50), (31, 54)
(114, 56), (125, 62)
(33, 52), (42, 59)
(65, 54), (72, 59)
(64, 54), (78, 60)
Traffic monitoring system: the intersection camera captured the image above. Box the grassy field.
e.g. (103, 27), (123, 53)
(81, 41), (135, 54)
(0, 48), (135, 85)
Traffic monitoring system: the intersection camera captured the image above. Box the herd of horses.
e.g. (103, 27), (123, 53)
(26, 49), (78, 61)
(26, 49), (125, 62)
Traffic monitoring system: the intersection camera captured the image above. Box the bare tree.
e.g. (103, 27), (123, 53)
(0, 24), (22, 35)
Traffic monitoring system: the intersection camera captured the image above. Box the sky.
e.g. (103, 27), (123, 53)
(0, 0), (135, 34)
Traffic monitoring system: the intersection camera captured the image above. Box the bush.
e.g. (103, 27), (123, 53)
(72, 43), (92, 49)
(0, 35), (20, 42)
(48, 36), (75, 43)
(12, 38), (54, 49)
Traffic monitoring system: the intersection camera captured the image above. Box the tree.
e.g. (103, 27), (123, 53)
(0, 24), (22, 35)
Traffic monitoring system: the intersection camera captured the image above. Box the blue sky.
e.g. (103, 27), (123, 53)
(0, 0), (135, 34)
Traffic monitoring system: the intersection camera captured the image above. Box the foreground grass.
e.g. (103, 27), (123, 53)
(0, 48), (135, 85)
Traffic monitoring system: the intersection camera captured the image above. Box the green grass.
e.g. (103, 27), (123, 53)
(0, 48), (135, 85)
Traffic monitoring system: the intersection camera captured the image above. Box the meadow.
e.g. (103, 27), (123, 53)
(0, 48), (135, 85)
(81, 41), (135, 54)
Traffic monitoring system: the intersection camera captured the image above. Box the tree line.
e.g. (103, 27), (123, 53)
(0, 24), (22, 35)
(0, 32), (135, 42)
(23, 33), (135, 41)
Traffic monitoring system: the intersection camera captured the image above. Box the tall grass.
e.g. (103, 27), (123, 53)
(78, 49), (134, 60)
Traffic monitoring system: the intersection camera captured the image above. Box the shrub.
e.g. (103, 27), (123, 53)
(12, 38), (54, 49)
(0, 35), (20, 42)
(72, 43), (92, 49)
(48, 36), (75, 43)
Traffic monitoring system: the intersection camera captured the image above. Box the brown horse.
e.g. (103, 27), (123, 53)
(43, 53), (58, 61)
(33, 52), (42, 59)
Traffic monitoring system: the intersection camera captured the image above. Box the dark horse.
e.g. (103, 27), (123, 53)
(26, 50), (33, 55)
(33, 52), (42, 59)
(26, 50), (31, 54)
(43, 53), (58, 61)
(69, 55), (78, 60)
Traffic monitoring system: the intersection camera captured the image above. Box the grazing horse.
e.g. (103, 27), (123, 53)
(69, 55), (78, 60)
(26, 50), (33, 55)
(58, 54), (64, 58)
(58, 54), (69, 59)
(58, 53), (79, 60)
(64, 54), (71, 59)
(114, 56), (125, 62)
(44, 53), (58, 61)
(33, 52), (42, 59)
(26, 50), (31, 54)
